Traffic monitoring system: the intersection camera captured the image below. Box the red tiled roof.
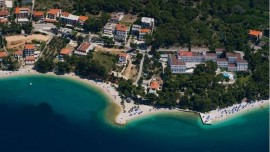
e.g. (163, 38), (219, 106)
(60, 48), (73, 55)
(228, 63), (236, 67)
(206, 53), (216, 57)
(24, 44), (35, 50)
(79, 16), (89, 22)
(140, 28), (151, 33)
(150, 81), (160, 90)
(119, 53), (128, 58)
(178, 51), (192, 57)
(226, 53), (238, 58)
(77, 42), (91, 52)
(237, 59), (248, 63)
(170, 55), (186, 65)
(47, 9), (61, 15)
(249, 30), (262, 36)
(33, 11), (44, 17)
(15, 7), (30, 14)
(116, 24), (127, 32)
(25, 56), (35, 61)
(0, 10), (10, 16)
(61, 12), (70, 17)
(0, 52), (7, 58)
(13, 51), (23, 55)
(217, 58), (228, 62)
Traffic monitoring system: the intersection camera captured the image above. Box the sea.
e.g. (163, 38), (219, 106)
(0, 75), (269, 152)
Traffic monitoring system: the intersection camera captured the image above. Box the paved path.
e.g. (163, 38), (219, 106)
(134, 52), (145, 85)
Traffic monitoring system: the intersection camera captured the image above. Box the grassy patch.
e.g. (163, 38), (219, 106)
(93, 51), (117, 72)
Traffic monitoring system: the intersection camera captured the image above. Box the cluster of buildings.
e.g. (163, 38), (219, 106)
(169, 50), (248, 74)
(0, 5), (89, 26)
(42, 9), (89, 27)
(131, 17), (155, 41)
(102, 13), (155, 43)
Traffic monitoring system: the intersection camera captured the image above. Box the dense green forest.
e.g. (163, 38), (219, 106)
(71, 0), (269, 49)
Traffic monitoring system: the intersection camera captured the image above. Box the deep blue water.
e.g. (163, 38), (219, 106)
(0, 75), (269, 152)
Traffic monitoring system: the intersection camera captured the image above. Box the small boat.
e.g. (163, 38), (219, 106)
(29, 83), (32, 86)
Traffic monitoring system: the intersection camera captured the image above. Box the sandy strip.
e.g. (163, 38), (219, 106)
(0, 68), (269, 126)
(200, 100), (269, 124)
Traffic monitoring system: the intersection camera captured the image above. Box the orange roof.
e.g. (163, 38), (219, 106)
(13, 50), (23, 55)
(33, 11), (44, 16)
(24, 44), (35, 50)
(150, 81), (160, 90)
(119, 53), (128, 58)
(0, 52), (7, 58)
(47, 9), (61, 15)
(79, 16), (89, 21)
(249, 30), (262, 36)
(178, 51), (193, 57)
(15, 7), (30, 14)
(61, 12), (70, 17)
(116, 24), (127, 32)
(77, 42), (91, 52)
(25, 56), (35, 61)
(60, 48), (73, 55)
(140, 29), (151, 33)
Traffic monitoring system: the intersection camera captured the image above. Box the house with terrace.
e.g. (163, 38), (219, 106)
(103, 23), (116, 38)
(45, 9), (61, 22)
(141, 17), (155, 29)
(33, 11), (44, 21)
(0, 51), (7, 62)
(148, 80), (162, 95)
(59, 48), (73, 61)
(24, 56), (35, 65)
(114, 24), (128, 42)
(74, 42), (93, 56)
(14, 7), (31, 23)
(13, 51), (23, 60)
(248, 30), (263, 39)
(139, 28), (151, 41)
(118, 52), (129, 64)
(23, 44), (35, 57)
(0, 10), (9, 23)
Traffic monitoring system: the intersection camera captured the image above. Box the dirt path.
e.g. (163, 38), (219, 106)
(5, 34), (51, 49)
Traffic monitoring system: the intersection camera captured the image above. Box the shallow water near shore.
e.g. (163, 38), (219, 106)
(0, 75), (269, 152)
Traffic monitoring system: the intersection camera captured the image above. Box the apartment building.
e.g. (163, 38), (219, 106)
(141, 17), (155, 29)
(14, 7), (30, 23)
(217, 58), (228, 68)
(139, 28), (151, 41)
(23, 44), (35, 57)
(114, 24), (128, 42)
(103, 23), (116, 38)
(33, 11), (44, 20)
(45, 9), (61, 22)
(168, 55), (186, 74)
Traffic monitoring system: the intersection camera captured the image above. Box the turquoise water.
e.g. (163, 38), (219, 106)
(0, 75), (269, 152)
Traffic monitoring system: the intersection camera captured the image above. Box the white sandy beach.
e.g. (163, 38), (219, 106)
(0, 68), (269, 125)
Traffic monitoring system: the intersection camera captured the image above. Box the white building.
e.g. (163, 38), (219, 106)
(141, 17), (155, 29)
(110, 12), (124, 23)
(103, 23), (116, 38)
(168, 55), (186, 73)
(131, 24), (141, 35)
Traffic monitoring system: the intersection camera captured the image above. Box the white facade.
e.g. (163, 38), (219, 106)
(141, 17), (155, 29)
(103, 23), (116, 38)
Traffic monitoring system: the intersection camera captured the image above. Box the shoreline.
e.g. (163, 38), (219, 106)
(0, 69), (269, 126)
